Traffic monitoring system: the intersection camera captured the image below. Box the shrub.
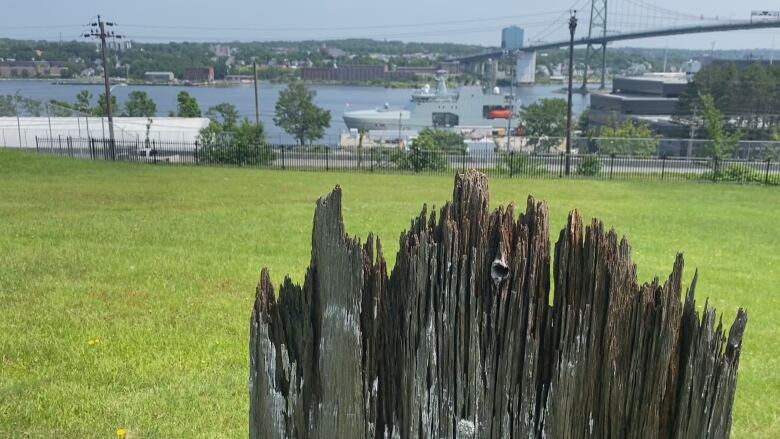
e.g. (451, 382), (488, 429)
(198, 120), (275, 166)
(501, 152), (541, 176)
(594, 120), (659, 157)
(392, 135), (448, 172)
(712, 163), (780, 185)
(577, 154), (602, 176)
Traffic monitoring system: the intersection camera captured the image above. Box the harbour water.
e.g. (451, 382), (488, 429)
(0, 80), (590, 145)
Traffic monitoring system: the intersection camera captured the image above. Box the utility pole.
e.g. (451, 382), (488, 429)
(506, 58), (514, 151)
(46, 103), (53, 140)
(663, 41), (668, 72)
(566, 11), (577, 176)
(14, 90), (22, 148)
(253, 61), (260, 125)
(398, 112), (402, 143)
(84, 15), (123, 159)
(687, 105), (698, 159)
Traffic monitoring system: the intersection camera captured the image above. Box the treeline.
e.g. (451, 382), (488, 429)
(3, 36), (744, 82)
(534, 47), (691, 75)
(0, 38), (485, 80)
(678, 62), (780, 140)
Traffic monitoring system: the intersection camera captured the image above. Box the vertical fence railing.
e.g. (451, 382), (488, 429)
(10, 137), (780, 185)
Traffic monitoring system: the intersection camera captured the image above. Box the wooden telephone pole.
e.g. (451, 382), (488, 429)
(565, 11), (578, 176)
(84, 15), (123, 159)
(253, 61), (260, 125)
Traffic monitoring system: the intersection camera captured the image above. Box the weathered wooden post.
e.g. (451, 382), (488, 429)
(250, 171), (747, 439)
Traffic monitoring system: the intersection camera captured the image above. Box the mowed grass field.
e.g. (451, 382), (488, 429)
(0, 149), (778, 438)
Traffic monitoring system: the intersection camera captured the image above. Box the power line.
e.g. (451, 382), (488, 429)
(529, 0), (590, 43)
(121, 10), (569, 33)
(125, 22), (565, 43)
(1, 24), (84, 30)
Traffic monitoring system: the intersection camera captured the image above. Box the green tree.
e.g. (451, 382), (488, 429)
(677, 62), (780, 139)
(0, 95), (43, 116)
(95, 93), (119, 117)
(124, 91), (157, 117)
(177, 91), (201, 117)
(576, 108), (592, 136)
(23, 98), (43, 116)
(393, 132), (448, 172)
(76, 90), (93, 114)
(198, 119), (273, 166)
(48, 100), (76, 117)
(595, 120), (659, 156)
(518, 98), (567, 153)
(0, 95), (16, 116)
(205, 103), (239, 130)
(700, 93), (741, 160)
(273, 82), (331, 145)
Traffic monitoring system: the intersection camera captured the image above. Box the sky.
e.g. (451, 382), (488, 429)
(2, 0), (780, 51)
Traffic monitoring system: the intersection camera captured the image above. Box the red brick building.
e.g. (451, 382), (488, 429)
(0, 61), (67, 78)
(300, 65), (387, 81)
(183, 66), (215, 82)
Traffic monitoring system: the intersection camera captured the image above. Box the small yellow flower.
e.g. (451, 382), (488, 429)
(116, 428), (127, 438)
(87, 338), (100, 347)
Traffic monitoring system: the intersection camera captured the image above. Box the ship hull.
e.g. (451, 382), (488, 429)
(343, 110), (409, 131)
(343, 86), (513, 132)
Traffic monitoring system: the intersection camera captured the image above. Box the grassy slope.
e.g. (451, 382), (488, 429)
(0, 150), (778, 438)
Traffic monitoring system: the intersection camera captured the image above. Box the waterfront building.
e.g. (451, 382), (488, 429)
(589, 73), (689, 137)
(301, 65), (387, 82)
(183, 66), (215, 82)
(144, 71), (175, 82)
(0, 61), (67, 78)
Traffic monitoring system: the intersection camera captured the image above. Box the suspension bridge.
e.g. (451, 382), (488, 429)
(456, 0), (780, 88)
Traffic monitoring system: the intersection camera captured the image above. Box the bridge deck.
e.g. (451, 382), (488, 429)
(456, 20), (780, 62)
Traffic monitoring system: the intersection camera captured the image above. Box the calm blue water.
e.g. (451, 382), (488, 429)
(0, 80), (590, 144)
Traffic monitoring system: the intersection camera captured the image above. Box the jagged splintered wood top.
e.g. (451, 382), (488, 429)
(250, 171), (747, 439)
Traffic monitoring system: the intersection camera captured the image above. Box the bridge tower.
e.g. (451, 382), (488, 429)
(582, 0), (608, 90)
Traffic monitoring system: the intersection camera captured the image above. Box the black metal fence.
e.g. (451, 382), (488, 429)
(23, 136), (780, 185)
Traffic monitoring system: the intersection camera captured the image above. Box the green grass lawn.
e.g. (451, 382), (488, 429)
(1, 150), (778, 438)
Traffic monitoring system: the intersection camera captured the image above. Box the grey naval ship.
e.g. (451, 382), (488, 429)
(342, 71), (517, 133)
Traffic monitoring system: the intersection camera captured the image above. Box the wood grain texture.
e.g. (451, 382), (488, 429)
(249, 171), (747, 439)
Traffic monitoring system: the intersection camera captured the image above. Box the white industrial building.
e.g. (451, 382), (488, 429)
(0, 117), (210, 148)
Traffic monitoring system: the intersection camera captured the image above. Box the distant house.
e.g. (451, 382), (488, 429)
(0, 61), (67, 78)
(210, 44), (231, 58)
(320, 46), (346, 58)
(183, 66), (214, 82)
(106, 40), (132, 52)
(144, 71), (175, 82)
(225, 75), (254, 83)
